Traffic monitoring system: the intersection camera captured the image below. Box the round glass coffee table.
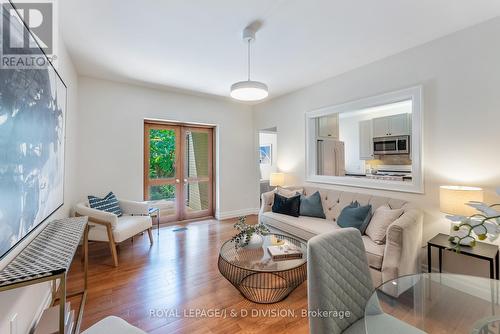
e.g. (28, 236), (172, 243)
(218, 233), (307, 304)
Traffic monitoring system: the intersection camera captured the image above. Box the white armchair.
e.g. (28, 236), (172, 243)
(75, 198), (153, 266)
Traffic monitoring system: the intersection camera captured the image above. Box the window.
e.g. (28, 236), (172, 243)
(305, 86), (423, 193)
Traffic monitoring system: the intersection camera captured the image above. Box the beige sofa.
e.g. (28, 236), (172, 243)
(259, 186), (423, 293)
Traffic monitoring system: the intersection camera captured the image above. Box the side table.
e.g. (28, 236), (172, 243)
(427, 233), (499, 279)
(0, 217), (89, 334)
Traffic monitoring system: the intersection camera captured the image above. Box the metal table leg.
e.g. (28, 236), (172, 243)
(427, 244), (432, 273)
(439, 248), (443, 273)
(59, 273), (66, 333)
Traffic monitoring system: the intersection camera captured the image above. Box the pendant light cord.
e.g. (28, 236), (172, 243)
(247, 39), (251, 81)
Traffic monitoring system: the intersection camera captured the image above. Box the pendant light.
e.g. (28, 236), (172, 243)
(230, 26), (268, 101)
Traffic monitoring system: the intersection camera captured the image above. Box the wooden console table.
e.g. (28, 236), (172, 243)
(0, 217), (89, 333)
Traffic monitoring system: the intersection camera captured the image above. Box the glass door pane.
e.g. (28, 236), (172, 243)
(182, 128), (213, 219)
(144, 124), (180, 222)
(184, 130), (209, 178)
(148, 184), (177, 218)
(149, 128), (177, 179)
(184, 181), (210, 212)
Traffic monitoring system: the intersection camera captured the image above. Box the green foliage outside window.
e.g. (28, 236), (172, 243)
(149, 185), (175, 201)
(149, 129), (176, 200)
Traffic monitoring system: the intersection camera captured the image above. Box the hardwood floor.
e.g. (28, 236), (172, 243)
(67, 216), (309, 333)
(67, 216), (497, 333)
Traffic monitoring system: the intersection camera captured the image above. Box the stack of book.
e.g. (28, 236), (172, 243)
(267, 244), (303, 260)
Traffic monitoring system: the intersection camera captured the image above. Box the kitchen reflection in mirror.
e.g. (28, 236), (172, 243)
(315, 100), (412, 182)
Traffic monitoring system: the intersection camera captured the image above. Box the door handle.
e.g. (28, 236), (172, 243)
(183, 179), (188, 183)
(175, 179), (180, 183)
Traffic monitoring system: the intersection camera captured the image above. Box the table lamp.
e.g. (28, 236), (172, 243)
(439, 185), (484, 217)
(440, 185), (484, 246)
(269, 173), (285, 189)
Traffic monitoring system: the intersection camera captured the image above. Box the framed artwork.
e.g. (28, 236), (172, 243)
(259, 144), (272, 164)
(0, 1), (67, 260)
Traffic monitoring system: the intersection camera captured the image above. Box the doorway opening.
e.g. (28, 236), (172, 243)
(144, 120), (214, 223)
(258, 127), (278, 195)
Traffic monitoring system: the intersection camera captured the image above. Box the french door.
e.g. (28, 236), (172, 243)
(144, 121), (214, 223)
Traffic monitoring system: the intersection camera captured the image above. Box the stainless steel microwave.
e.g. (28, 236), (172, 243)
(373, 136), (410, 155)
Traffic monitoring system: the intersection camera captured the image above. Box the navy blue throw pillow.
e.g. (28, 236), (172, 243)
(337, 201), (372, 233)
(272, 193), (301, 217)
(299, 191), (326, 219)
(88, 191), (123, 217)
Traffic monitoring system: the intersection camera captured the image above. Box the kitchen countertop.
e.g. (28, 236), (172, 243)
(345, 173), (412, 181)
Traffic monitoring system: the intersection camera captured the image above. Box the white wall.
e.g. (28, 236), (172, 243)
(0, 31), (80, 334)
(77, 77), (259, 219)
(254, 18), (500, 276)
(259, 132), (278, 180)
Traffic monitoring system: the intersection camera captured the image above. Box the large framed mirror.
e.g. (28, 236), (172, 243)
(305, 86), (423, 193)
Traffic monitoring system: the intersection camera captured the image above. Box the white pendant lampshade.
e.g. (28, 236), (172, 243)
(230, 26), (268, 102)
(230, 80), (268, 101)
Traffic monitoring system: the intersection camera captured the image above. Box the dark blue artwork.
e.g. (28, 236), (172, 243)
(259, 145), (272, 164)
(0, 5), (66, 259)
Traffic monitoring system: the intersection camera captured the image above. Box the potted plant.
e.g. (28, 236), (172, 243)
(231, 216), (270, 249)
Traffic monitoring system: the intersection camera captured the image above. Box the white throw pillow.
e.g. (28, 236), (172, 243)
(365, 205), (404, 244)
(276, 187), (304, 198)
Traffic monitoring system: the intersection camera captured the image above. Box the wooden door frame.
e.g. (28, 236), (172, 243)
(180, 126), (214, 220)
(144, 120), (215, 223)
(143, 122), (182, 223)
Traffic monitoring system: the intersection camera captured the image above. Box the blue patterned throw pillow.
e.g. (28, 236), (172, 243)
(337, 201), (372, 234)
(88, 192), (123, 217)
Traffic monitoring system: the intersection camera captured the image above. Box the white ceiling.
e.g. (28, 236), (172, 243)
(61, 0), (500, 101)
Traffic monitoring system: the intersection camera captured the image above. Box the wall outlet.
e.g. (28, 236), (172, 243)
(10, 313), (18, 334)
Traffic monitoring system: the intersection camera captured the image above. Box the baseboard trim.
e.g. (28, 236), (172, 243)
(215, 208), (260, 220)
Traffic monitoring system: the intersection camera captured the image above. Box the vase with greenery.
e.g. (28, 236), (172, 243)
(446, 188), (500, 250)
(231, 216), (270, 249)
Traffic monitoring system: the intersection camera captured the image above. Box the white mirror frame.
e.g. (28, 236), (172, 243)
(305, 86), (424, 194)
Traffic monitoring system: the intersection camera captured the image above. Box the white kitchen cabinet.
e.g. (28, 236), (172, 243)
(388, 113), (410, 136)
(372, 113), (410, 137)
(372, 117), (389, 138)
(359, 119), (373, 160)
(317, 114), (339, 139)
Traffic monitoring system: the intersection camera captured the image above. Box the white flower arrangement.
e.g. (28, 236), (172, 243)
(446, 187), (500, 248)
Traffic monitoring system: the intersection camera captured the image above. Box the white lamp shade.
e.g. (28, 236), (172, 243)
(269, 173), (285, 187)
(439, 185), (484, 216)
(230, 81), (268, 101)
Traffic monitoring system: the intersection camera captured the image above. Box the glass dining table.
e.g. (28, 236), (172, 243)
(365, 273), (500, 334)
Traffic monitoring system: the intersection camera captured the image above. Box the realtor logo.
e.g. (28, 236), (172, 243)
(1, 1), (57, 68)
